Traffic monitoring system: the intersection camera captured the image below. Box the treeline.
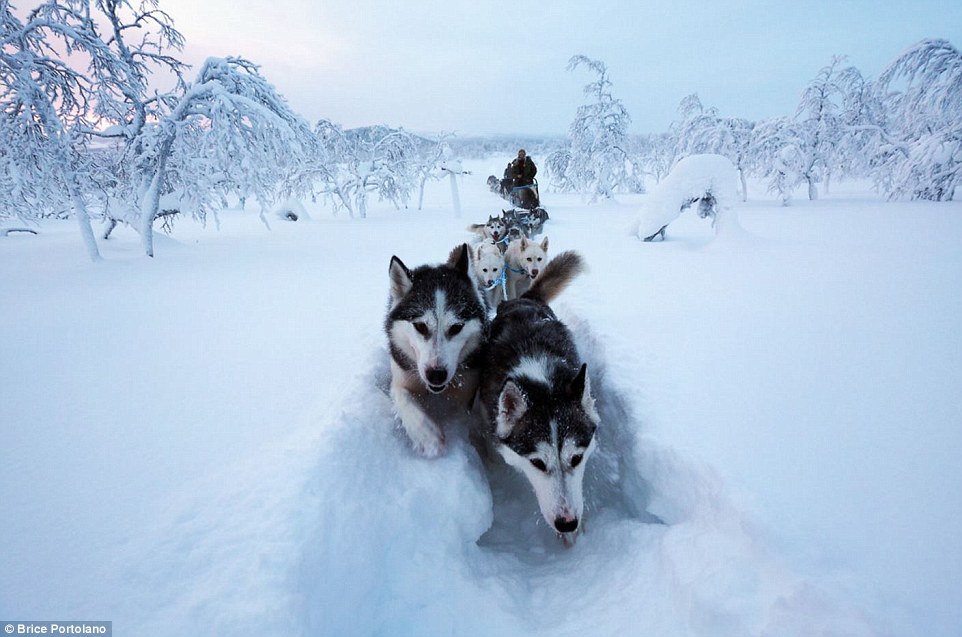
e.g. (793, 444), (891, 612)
(2, 1), (958, 261)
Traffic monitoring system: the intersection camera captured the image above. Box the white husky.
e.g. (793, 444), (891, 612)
(385, 245), (487, 457)
(503, 234), (548, 300)
(473, 239), (507, 310)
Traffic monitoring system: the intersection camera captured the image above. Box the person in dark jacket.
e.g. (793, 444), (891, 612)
(509, 149), (537, 187)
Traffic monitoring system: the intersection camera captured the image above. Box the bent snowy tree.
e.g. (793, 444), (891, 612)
(635, 154), (741, 242)
(0, 0), (189, 260)
(874, 39), (962, 201)
(132, 56), (317, 256)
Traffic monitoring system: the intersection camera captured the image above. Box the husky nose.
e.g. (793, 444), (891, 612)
(554, 516), (579, 534)
(425, 368), (448, 387)
(530, 268), (540, 278)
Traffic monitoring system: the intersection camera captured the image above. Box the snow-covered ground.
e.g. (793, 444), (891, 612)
(1, 160), (960, 637)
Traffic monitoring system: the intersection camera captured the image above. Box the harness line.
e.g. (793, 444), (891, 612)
(483, 268), (509, 300)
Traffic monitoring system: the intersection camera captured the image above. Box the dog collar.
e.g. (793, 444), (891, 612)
(484, 269), (509, 300)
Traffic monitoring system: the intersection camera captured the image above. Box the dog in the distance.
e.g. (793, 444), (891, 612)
(502, 207), (548, 239)
(385, 244), (487, 457)
(467, 214), (507, 244)
(472, 239), (507, 311)
(504, 234), (549, 299)
(479, 250), (598, 545)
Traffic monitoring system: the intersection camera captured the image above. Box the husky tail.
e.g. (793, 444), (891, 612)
(522, 250), (585, 304)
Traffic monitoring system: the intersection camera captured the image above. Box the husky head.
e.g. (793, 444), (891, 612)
(387, 245), (486, 394)
(484, 215), (507, 242)
(473, 240), (505, 288)
(495, 362), (599, 541)
(512, 235), (549, 279)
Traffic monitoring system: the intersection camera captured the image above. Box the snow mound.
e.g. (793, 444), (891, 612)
(104, 314), (878, 636)
(635, 154), (744, 241)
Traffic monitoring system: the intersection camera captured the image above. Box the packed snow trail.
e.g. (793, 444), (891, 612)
(103, 329), (878, 636)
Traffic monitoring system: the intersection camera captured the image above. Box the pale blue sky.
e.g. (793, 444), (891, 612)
(162, 0), (962, 136)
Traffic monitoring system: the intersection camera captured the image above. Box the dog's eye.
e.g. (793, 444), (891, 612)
(493, 267), (499, 272)
(526, 257), (532, 262)
(537, 257), (543, 262)
(447, 323), (464, 337)
(570, 454), (583, 468)
(530, 458), (548, 472)
(413, 322), (430, 337)
(482, 268), (488, 272)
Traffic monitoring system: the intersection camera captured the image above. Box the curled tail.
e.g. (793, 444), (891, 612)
(522, 250), (586, 304)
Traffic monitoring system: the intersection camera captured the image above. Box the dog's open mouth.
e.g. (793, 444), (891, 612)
(427, 383), (447, 394)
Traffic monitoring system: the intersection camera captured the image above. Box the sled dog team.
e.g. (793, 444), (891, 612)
(385, 217), (598, 546)
(467, 211), (550, 310)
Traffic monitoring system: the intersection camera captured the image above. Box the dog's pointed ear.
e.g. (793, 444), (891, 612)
(540, 235), (549, 252)
(389, 256), (413, 303)
(520, 235), (529, 250)
(569, 363), (600, 424)
(568, 363), (587, 398)
(496, 380), (527, 439)
(447, 243), (470, 275)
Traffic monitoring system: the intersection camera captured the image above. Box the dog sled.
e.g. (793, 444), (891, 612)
(488, 174), (546, 211)
(485, 174), (549, 235)
(508, 178), (542, 210)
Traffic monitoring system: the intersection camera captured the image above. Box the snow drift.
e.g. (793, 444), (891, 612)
(3, 158), (959, 637)
(101, 325), (878, 636)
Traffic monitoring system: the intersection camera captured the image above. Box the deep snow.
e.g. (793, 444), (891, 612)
(1, 160), (960, 637)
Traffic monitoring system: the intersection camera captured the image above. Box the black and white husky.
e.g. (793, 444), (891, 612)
(479, 251), (599, 544)
(386, 244), (487, 457)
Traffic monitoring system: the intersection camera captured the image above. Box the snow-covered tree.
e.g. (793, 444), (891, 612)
(634, 154), (743, 241)
(673, 94), (718, 157)
(672, 94), (754, 200)
(1, 0), (190, 258)
(83, 0), (186, 141)
(309, 118), (357, 215)
(791, 56), (852, 200)
(751, 116), (803, 206)
(100, 56), (315, 256)
(634, 132), (675, 185)
(1, 0), (120, 259)
(358, 126), (420, 213)
(874, 39), (962, 201)
(560, 55), (640, 202)
(746, 58), (857, 204)
(834, 66), (889, 181)
(413, 132), (453, 211)
(310, 122), (424, 218)
(544, 146), (573, 192)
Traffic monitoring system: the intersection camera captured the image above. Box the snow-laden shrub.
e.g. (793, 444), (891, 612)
(634, 154), (741, 241)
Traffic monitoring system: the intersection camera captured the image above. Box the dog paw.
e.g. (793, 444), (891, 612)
(405, 422), (445, 458)
(412, 429), (446, 458)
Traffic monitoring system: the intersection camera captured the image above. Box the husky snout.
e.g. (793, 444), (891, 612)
(425, 367), (449, 392)
(554, 513), (579, 534)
